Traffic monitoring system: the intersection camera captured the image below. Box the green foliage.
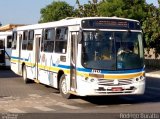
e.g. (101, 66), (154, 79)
(39, 1), (74, 23)
(98, 0), (124, 17)
(98, 0), (147, 21)
(74, 0), (99, 17)
(142, 2), (160, 53)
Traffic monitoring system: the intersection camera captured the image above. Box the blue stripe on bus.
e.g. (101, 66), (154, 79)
(11, 56), (144, 74)
(11, 56), (29, 61)
(54, 64), (70, 69)
(11, 56), (19, 59)
(77, 67), (144, 74)
(58, 65), (144, 74)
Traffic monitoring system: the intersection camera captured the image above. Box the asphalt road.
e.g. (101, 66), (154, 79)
(0, 69), (160, 119)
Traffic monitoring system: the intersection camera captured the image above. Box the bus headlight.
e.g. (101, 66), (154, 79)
(139, 76), (145, 81)
(133, 78), (139, 82)
(136, 78), (139, 81)
(85, 77), (89, 81)
(84, 77), (97, 83)
(133, 76), (145, 82)
(90, 78), (95, 82)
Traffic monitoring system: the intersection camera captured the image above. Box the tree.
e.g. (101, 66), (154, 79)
(142, 1), (160, 53)
(75, 0), (99, 17)
(39, 1), (74, 23)
(98, 0), (147, 21)
(98, 0), (124, 17)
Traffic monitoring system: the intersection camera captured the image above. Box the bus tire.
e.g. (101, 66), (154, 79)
(22, 65), (29, 84)
(59, 74), (72, 99)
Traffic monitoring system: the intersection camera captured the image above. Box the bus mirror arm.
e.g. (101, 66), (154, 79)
(78, 30), (82, 43)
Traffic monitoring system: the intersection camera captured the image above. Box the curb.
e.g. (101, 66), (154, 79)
(146, 73), (160, 78)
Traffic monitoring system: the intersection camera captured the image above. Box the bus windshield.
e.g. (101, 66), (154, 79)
(82, 31), (144, 70)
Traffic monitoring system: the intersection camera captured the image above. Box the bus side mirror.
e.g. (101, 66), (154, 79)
(78, 30), (82, 43)
(143, 37), (147, 48)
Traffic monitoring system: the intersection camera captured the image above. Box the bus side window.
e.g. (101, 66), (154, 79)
(41, 34), (44, 52)
(12, 32), (17, 49)
(0, 40), (4, 49)
(27, 30), (34, 50)
(43, 28), (55, 52)
(22, 31), (28, 50)
(7, 36), (12, 48)
(55, 27), (68, 53)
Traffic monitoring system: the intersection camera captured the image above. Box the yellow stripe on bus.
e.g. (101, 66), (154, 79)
(77, 71), (144, 79)
(103, 72), (144, 79)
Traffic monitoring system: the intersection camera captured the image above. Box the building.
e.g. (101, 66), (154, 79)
(0, 24), (25, 31)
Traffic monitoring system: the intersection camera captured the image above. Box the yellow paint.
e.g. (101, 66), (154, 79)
(68, 91), (77, 95)
(34, 78), (40, 83)
(77, 71), (144, 79)
(103, 72), (144, 79)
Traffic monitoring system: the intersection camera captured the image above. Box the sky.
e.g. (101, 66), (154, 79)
(0, 0), (158, 26)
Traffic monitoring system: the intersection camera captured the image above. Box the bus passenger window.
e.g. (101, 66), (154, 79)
(55, 27), (67, 53)
(43, 28), (55, 52)
(41, 38), (44, 52)
(22, 31), (28, 50)
(0, 40), (4, 49)
(27, 30), (34, 50)
(7, 36), (12, 48)
(12, 32), (17, 49)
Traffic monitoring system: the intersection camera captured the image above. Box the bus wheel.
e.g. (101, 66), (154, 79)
(22, 65), (29, 84)
(59, 74), (72, 99)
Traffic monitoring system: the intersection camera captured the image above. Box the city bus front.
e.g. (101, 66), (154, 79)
(76, 18), (145, 96)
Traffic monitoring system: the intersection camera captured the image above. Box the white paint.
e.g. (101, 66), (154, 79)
(34, 106), (55, 112)
(56, 102), (81, 109)
(7, 108), (26, 113)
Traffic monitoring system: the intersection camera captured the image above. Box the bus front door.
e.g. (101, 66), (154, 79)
(34, 34), (41, 81)
(70, 32), (78, 91)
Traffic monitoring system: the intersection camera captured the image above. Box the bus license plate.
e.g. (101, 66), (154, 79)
(112, 87), (123, 91)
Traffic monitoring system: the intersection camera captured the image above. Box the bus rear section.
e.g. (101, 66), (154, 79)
(0, 32), (12, 67)
(0, 40), (5, 66)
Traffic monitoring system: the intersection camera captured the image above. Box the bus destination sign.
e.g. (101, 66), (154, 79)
(82, 19), (141, 30)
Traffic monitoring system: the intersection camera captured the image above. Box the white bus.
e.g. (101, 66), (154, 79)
(11, 17), (145, 98)
(0, 31), (12, 67)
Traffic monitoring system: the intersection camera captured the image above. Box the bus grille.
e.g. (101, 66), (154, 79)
(98, 79), (133, 86)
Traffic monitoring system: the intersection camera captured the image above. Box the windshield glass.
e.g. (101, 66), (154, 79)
(81, 31), (144, 70)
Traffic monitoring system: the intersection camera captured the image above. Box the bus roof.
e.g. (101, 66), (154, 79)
(0, 31), (12, 36)
(14, 17), (139, 31)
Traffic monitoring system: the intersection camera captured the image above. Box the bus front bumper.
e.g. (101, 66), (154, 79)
(76, 79), (145, 96)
